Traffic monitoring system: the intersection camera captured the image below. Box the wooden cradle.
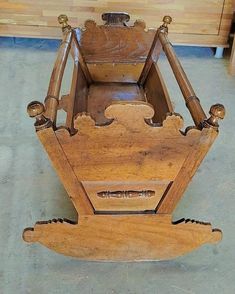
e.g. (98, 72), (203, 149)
(23, 13), (225, 261)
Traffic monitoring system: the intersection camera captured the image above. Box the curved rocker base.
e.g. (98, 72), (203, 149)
(23, 215), (222, 261)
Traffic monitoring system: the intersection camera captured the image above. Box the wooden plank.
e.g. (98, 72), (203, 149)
(87, 63), (144, 83)
(23, 214), (222, 261)
(87, 83), (145, 124)
(157, 128), (218, 214)
(0, 0), (232, 48)
(37, 127), (94, 215)
(56, 102), (202, 182)
(144, 63), (173, 123)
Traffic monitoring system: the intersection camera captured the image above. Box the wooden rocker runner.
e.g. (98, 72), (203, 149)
(23, 13), (225, 261)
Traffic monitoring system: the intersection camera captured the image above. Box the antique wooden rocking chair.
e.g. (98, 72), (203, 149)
(23, 13), (225, 261)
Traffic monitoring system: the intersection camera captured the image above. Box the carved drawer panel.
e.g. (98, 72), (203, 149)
(82, 181), (172, 212)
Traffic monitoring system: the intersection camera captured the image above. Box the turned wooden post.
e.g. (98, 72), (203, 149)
(158, 16), (207, 128)
(27, 101), (52, 131)
(203, 104), (225, 129)
(44, 15), (72, 126)
(138, 17), (171, 85)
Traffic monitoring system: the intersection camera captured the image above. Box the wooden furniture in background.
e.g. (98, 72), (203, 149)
(0, 0), (233, 55)
(23, 13), (225, 261)
(228, 36), (235, 74)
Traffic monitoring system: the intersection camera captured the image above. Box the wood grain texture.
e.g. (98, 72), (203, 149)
(37, 127), (94, 215)
(82, 180), (171, 212)
(144, 63), (173, 123)
(0, 0), (233, 47)
(23, 215), (222, 261)
(87, 83), (145, 124)
(23, 14), (225, 260)
(157, 128), (218, 213)
(228, 35), (235, 75)
(56, 102), (202, 182)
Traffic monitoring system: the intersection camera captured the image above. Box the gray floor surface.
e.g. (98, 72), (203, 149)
(0, 37), (235, 294)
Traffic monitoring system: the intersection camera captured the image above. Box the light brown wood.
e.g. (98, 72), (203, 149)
(24, 14), (226, 261)
(144, 63), (173, 123)
(76, 20), (159, 64)
(157, 128), (218, 213)
(87, 83), (145, 125)
(87, 63), (144, 83)
(228, 36), (235, 75)
(56, 103), (201, 182)
(82, 181), (171, 212)
(23, 215), (222, 261)
(44, 30), (72, 124)
(37, 128), (93, 215)
(158, 31), (207, 128)
(0, 0), (233, 49)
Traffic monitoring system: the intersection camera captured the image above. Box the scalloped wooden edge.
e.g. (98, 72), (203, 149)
(23, 214), (222, 261)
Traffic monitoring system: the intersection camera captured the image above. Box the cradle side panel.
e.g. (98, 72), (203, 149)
(144, 63), (173, 123)
(157, 128), (218, 214)
(37, 127), (93, 215)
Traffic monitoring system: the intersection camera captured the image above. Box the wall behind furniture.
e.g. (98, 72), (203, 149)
(0, 0), (233, 46)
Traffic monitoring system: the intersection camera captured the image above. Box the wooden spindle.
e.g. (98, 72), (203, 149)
(158, 24), (207, 128)
(138, 16), (172, 85)
(44, 29), (72, 125)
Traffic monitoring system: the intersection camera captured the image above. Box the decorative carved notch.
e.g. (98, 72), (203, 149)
(102, 12), (130, 26)
(97, 190), (155, 199)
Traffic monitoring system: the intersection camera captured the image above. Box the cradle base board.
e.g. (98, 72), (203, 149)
(23, 214), (221, 261)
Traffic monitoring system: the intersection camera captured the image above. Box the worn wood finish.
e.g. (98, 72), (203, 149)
(87, 84), (145, 125)
(158, 31), (207, 128)
(44, 30), (72, 124)
(37, 128), (94, 215)
(65, 62), (88, 132)
(0, 0), (233, 49)
(144, 63), (173, 123)
(56, 103), (201, 183)
(157, 128), (218, 214)
(228, 36), (235, 75)
(23, 215), (222, 261)
(87, 63), (144, 83)
(82, 181), (170, 212)
(24, 14), (225, 261)
(75, 21), (160, 64)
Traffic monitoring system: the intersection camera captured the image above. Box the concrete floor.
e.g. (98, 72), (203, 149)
(0, 37), (235, 294)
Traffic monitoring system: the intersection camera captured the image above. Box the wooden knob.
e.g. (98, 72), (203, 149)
(27, 101), (45, 118)
(27, 101), (51, 130)
(58, 14), (71, 31)
(204, 103), (225, 129)
(162, 15), (172, 27)
(209, 104), (225, 120)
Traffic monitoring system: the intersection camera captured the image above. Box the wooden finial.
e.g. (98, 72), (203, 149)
(204, 104), (225, 129)
(58, 14), (71, 32)
(162, 15), (172, 28)
(27, 101), (52, 131)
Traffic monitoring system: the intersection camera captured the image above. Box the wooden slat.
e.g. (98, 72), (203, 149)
(144, 63), (173, 123)
(0, 0), (233, 47)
